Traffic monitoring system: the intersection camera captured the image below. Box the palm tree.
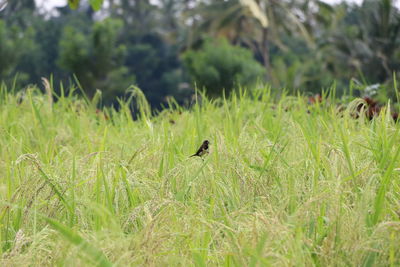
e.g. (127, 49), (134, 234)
(188, 0), (325, 85)
(325, 0), (400, 84)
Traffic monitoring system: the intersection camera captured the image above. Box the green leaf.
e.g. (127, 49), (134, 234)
(89, 0), (103, 11)
(68, 0), (80, 9)
(45, 217), (113, 267)
(240, 0), (268, 28)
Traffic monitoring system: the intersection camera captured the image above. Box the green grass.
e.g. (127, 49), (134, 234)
(0, 84), (399, 266)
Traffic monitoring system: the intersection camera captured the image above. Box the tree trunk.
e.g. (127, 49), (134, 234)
(261, 27), (277, 86)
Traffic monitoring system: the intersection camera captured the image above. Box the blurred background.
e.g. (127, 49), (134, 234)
(0, 0), (400, 108)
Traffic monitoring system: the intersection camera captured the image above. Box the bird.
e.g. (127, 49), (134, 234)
(190, 140), (210, 158)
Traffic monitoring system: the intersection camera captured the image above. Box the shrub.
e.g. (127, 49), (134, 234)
(183, 39), (265, 96)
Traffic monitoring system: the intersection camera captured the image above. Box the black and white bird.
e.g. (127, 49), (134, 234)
(190, 140), (210, 158)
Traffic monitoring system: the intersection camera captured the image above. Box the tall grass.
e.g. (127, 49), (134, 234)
(0, 83), (399, 266)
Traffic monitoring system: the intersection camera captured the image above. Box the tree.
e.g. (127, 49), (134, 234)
(188, 0), (323, 86)
(323, 0), (400, 84)
(68, 0), (103, 10)
(58, 18), (135, 103)
(183, 39), (265, 96)
(105, 0), (189, 107)
(0, 19), (39, 86)
(0, 20), (22, 81)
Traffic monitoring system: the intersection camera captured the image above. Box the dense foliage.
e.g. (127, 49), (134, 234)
(183, 39), (265, 96)
(0, 0), (400, 107)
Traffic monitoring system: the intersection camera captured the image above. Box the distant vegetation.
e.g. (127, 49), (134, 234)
(1, 0), (400, 107)
(182, 39), (265, 97)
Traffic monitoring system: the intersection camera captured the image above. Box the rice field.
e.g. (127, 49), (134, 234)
(0, 84), (399, 266)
